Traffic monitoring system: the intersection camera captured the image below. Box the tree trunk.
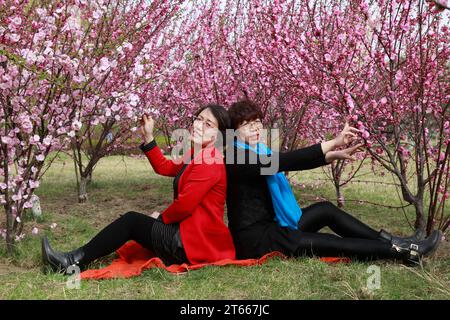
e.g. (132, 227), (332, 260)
(335, 184), (345, 208)
(78, 176), (89, 203)
(86, 171), (92, 185)
(5, 206), (14, 255)
(413, 199), (426, 235)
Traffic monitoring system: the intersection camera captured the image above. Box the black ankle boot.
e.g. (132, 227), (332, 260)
(41, 236), (86, 274)
(379, 230), (442, 265)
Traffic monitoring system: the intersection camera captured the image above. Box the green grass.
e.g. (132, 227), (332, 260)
(0, 155), (449, 300)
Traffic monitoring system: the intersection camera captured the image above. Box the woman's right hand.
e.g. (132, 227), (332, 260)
(140, 114), (154, 144)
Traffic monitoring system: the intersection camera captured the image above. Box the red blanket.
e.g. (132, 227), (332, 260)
(80, 241), (351, 280)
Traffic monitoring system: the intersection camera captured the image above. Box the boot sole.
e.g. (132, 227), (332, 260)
(41, 237), (66, 274)
(41, 237), (51, 274)
(423, 231), (443, 258)
(41, 238), (59, 274)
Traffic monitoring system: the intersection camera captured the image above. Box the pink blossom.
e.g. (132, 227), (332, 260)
(43, 136), (53, 146)
(28, 180), (40, 189)
(123, 42), (133, 51)
(12, 16), (22, 25)
(93, 10), (102, 20)
(99, 57), (110, 71)
(400, 24), (409, 32)
(21, 49), (38, 64)
(111, 104), (120, 112)
(36, 154), (45, 162)
(129, 94), (140, 107)
(134, 63), (144, 76)
(32, 227), (39, 235)
(63, 15), (81, 32)
(72, 120), (82, 131)
(1, 136), (11, 145)
(346, 94), (355, 112)
(23, 201), (33, 209)
(9, 33), (20, 42)
(73, 73), (86, 83)
(17, 113), (33, 134)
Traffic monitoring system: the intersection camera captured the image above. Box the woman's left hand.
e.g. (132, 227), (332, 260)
(149, 211), (161, 219)
(325, 143), (364, 163)
(334, 122), (361, 148)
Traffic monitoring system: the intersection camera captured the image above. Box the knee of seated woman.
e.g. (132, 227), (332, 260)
(121, 211), (142, 220)
(316, 200), (335, 209)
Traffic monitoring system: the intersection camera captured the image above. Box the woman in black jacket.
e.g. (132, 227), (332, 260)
(225, 100), (441, 266)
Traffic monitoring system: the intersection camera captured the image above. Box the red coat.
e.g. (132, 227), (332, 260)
(142, 142), (236, 264)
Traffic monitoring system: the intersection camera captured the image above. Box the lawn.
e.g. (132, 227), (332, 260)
(0, 153), (449, 300)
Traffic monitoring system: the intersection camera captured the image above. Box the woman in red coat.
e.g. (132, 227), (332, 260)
(41, 104), (236, 273)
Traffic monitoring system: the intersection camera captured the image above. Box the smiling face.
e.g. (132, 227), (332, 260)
(228, 100), (265, 147)
(236, 118), (263, 146)
(190, 107), (219, 147)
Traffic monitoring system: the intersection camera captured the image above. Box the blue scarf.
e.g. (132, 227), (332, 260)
(234, 140), (302, 230)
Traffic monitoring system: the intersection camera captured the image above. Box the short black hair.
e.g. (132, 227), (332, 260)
(227, 100), (263, 129)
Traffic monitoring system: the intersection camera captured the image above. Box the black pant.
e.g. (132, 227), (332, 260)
(293, 201), (396, 260)
(81, 211), (156, 264)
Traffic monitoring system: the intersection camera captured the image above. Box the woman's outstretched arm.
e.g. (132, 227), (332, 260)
(227, 123), (362, 177)
(227, 143), (327, 179)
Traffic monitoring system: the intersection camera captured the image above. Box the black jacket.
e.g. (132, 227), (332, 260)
(225, 143), (328, 259)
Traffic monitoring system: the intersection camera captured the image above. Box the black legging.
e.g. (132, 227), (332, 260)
(293, 201), (396, 260)
(298, 201), (380, 238)
(81, 211), (156, 264)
